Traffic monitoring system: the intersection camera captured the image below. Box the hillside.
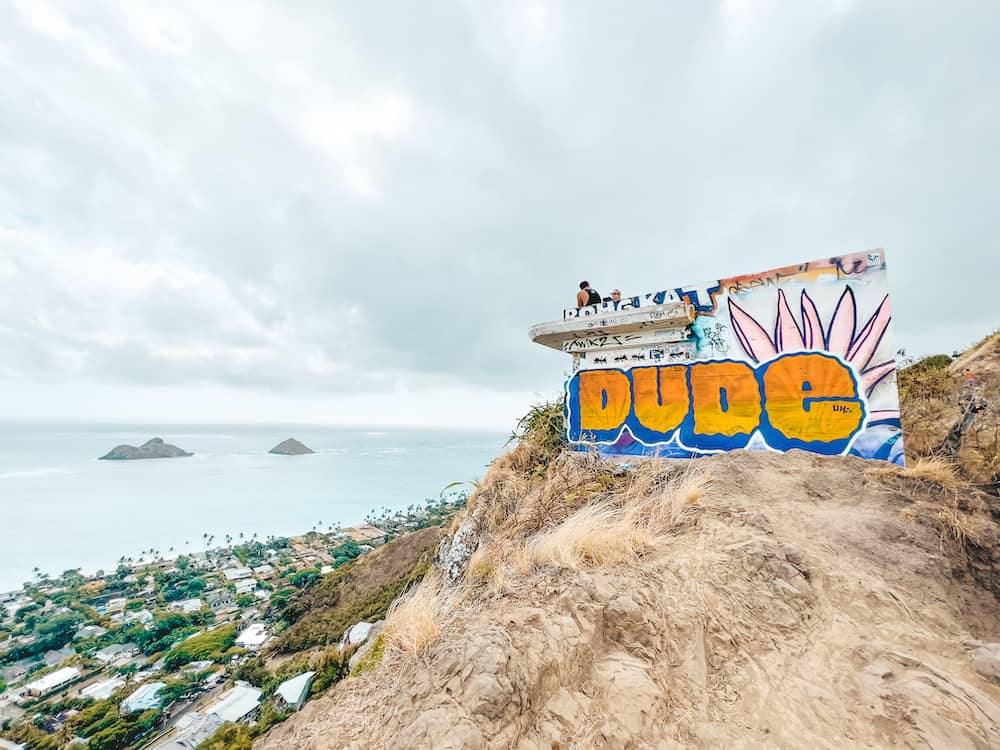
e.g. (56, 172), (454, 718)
(244, 339), (1000, 749)
(272, 526), (439, 653)
(900, 331), (1000, 486)
(256, 444), (1000, 749)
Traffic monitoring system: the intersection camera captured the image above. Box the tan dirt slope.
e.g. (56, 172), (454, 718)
(257, 449), (1000, 750)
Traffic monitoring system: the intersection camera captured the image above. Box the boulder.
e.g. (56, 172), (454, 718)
(969, 642), (1000, 683)
(342, 621), (375, 647)
(268, 438), (315, 455)
(347, 620), (384, 672)
(99, 437), (192, 461)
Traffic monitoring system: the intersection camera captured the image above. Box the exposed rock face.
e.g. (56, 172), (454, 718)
(269, 438), (315, 455)
(347, 621), (384, 673)
(342, 621), (376, 647)
(99, 437), (192, 461)
(436, 519), (478, 585)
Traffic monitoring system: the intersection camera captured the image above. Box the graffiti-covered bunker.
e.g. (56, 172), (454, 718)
(530, 251), (903, 464)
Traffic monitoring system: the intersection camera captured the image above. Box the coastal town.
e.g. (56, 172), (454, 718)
(0, 494), (465, 750)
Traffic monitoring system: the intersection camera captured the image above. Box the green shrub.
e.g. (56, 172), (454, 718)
(254, 700), (292, 735)
(310, 646), (351, 695)
(162, 625), (237, 671)
(349, 634), (385, 676)
(511, 399), (564, 454)
(199, 723), (254, 750)
(917, 353), (953, 371)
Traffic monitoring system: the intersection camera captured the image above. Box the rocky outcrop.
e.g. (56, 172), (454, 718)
(268, 438), (315, 455)
(99, 437), (192, 460)
(436, 519), (478, 585)
(347, 621), (384, 673)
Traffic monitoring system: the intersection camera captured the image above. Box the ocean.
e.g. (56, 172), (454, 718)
(0, 422), (507, 592)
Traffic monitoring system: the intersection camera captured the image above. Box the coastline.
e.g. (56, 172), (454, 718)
(0, 423), (505, 593)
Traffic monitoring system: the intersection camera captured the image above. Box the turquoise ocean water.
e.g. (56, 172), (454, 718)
(0, 422), (506, 592)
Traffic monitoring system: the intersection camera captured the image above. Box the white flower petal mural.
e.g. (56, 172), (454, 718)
(728, 287), (899, 423)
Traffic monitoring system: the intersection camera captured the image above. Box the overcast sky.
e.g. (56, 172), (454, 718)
(1, 1), (997, 429)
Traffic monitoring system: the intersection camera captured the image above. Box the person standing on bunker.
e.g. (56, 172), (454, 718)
(577, 281), (603, 308)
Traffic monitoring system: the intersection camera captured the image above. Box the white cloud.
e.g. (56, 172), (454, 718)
(0, 1), (997, 426)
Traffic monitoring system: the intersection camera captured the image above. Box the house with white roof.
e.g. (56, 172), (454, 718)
(19, 667), (81, 699)
(103, 597), (127, 613)
(207, 682), (262, 723)
(234, 623), (268, 651)
(95, 643), (138, 664)
(222, 567), (252, 581)
(80, 676), (125, 701)
(124, 609), (154, 625)
(74, 624), (107, 641)
(171, 598), (204, 615)
(251, 563), (274, 578)
(157, 712), (224, 749)
(274, 671), (315, 711)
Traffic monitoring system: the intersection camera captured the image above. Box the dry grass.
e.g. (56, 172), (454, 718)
(381, 581), (442, 662)
(866, 457), (968, 490)
(903, 457), (967, 488)
(519, 465), (709, 572)
(871, 459), (990, 553)
(471, 446), (618, 539)
(466, 547), (495, 583)
(520, 503), (654, 571)
(934, 507), (988, 548)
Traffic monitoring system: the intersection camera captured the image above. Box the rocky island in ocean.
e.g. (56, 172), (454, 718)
(268, 438), (315, 455)
(99, 437), (193, 460)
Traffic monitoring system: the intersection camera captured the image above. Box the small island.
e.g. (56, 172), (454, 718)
(268, 438), (315, 455)
(99, 437), (193, 461)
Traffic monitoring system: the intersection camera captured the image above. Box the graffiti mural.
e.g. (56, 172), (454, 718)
(561, 250), (903, 464)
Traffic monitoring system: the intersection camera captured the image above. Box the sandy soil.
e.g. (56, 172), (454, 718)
(257, 450), (1000, 750)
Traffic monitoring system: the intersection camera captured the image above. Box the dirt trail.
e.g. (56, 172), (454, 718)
(257, 451), (1000, 750)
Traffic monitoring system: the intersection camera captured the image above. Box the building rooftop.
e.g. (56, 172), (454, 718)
(42, 647), (74, 666)
(346, 524), (384, 542)
(73, 624), (107, 640)
(80, 677), (125, 701)
(222, 567), (253, 581)
(235, 623), (268, 649)
(530, 298), (694, 352)
(208, 683), (262, 723)
(21, 667), (80, 695)
(121, 681), (166, 713)
(274, 671), (315, 711)
(95, 643), (137, 662)
(159, 712), (224, 749)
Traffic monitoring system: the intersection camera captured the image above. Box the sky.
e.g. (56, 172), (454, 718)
(0, 1), (997, 430)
